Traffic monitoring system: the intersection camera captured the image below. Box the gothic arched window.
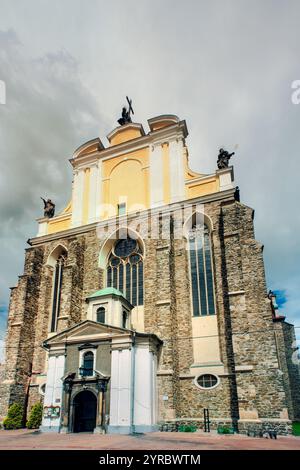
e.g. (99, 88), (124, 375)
(96, 306), (105, 324)
(50, 251), (67, 332)
(106, 237), (144, 306)
(188, 224), (215, 316)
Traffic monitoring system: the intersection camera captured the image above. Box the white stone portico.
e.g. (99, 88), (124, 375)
(41, 288), (162, 434)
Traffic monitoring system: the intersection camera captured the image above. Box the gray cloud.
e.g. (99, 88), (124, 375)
(0, 0), (300, 360)
(0, 25), (104, 359)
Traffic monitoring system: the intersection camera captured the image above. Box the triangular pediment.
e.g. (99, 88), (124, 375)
(44, 320), (132, 347)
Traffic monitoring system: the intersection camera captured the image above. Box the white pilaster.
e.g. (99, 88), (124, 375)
(149, 144), (164, 207)
(36, 218), (48, 237)
(95, 160), (102, 222)
(152, 353), (158, 425)
(71, 169), (84, 227)
(217, 166), (234, 191)
(41, 353), (65, 432)
(108, 347), (133, 433)
(133, 347), (154, 430)
(88, 164), (98, 224)
(169, 138), (185, 203)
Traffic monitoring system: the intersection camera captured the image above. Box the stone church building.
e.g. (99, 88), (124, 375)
(0, 113), (299, 434)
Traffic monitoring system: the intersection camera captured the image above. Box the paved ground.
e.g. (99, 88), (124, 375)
(0, 429), (299, 450)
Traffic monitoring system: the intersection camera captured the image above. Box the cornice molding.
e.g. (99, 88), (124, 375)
(69, 120), (188, 169)
(30, 188), (236, 246)
(73, 137), (105, 159)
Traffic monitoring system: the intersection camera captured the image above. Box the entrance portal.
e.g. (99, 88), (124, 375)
(73, 390), (97, 433)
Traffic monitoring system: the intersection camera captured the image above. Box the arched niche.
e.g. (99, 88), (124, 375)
(182, 211), (214, 240)
(46, 244), (68, 268)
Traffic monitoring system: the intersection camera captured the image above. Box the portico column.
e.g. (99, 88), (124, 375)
(94, 380), (107, 434)
(60, 380), (72, 433)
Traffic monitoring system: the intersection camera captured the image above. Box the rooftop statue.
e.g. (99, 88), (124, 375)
(41, 197), (55, 218)
(217, 148), (235, 169)
(117, 96), (134, 126)
(234, 186), (240, 202)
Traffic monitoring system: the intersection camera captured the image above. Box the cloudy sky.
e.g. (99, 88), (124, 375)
(0, 0), (300, 361)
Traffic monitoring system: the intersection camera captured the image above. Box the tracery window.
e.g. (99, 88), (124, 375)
(106, 237), (144, 306)
(188, 224), (215, 316)
(50, 252), (67, 332)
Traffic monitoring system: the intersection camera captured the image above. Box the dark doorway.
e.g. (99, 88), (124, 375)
(73, 390), (97, 433)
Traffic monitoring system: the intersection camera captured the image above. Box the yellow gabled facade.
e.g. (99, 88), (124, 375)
(36, 115), (234, 237)
(101, 146), (150, 219)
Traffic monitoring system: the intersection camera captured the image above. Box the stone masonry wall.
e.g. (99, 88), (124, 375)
(143, 213), (178, 421)
(1, 231), (106, 420)
(274, 321), (300, 420)
(155, 198), (294, 432)
(207, 201), (290, 429)
(1, 195), (298, 434)
(0, 246), (44, 420)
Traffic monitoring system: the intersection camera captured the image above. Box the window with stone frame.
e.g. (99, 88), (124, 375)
(106, 237), (144, 306)
(96, 306), (105, 324)
(188, 223), (216, 316)
(197, 374), (219, 389)
(81, 351), (94, 377)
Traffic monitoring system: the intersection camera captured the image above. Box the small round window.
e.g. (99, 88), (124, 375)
(196, 374), (219, 390)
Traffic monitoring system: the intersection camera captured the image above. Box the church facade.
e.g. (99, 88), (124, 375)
(1, 113), (299, 434)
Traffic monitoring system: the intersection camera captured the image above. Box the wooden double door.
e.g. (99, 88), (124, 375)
(73, 390), (97, 433)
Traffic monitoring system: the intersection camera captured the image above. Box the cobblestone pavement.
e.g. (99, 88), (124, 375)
(0, 430), (299, 450)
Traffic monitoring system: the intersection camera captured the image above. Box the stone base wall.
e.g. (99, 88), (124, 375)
(159, 418), (292, 435)
(238, 419), (292, 435)
(159, 418), (234, 432)
(176, 377), (232, 420)
(0, 384), (11, 422)
(27, 386), (43, 414)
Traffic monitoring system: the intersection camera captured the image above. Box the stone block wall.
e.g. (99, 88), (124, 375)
(1, 194), (299, 434)
(0, 247), (44, 420)
(209, 200), (290, 429)
(0, 232), (104, 421)
(273, 321), (300, 421)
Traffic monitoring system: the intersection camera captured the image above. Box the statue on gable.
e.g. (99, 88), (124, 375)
(41, 197), (55, 218)
(217, 148), (235, 169)
(117, 96), (134, 126)
(118, 107), (131, 126)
